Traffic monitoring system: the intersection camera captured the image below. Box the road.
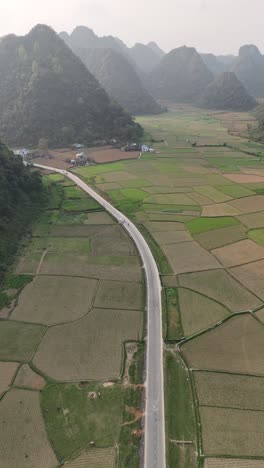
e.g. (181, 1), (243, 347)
(31, 163), (166, 468)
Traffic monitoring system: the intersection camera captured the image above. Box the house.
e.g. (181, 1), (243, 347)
(72, 143), (84, 149)
(121, 143), (141, 152)
(14, 148), (30, 157)
(141, 145), (155, 153)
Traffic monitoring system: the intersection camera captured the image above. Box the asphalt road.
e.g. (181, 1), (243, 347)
(31, 163), (166, 468)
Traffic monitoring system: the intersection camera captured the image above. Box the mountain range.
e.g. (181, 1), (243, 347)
(0, 25), (142, 147)
(76, 47), (162, 115)
(59, 26), (163, 115)
(1, 22), (264, 148)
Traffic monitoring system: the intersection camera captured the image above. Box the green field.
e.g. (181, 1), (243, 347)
(186, 216), (239, 234)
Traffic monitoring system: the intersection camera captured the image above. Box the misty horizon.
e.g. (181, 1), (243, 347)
(1, 0), (264, 55)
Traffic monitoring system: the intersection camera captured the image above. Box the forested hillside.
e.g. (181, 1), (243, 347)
(0, 141), (43, 281)
(0, 25), (142, 147)
(150, 46), (213, 102)
(76, 47), (162, 115)
(232, 45), (264, 97)
(199, 72), (257, 111)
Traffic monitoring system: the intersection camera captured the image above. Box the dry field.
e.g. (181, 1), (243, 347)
(194, 225), (247, 250)
(237, 211), (264, 229)
(178, 288), (229, 336)
(230, 195), (264, 214)
(11, 276), (98, 325)
(194, 371), (264, 410)
(0, 321), (45, 361)
(33, 308), (143, 381)
(49, 224), (124, 238)
(88, 146), (139, 163)
(194, 186), (232, 203)
(202, 203), (242, 217)
(212, 239), (264, 267)
(0, 389), (57, 468)
(0, 362), (19, 396)
(90, 236), (136, 255)
(204, 459), (264, 468)
(143, 221), (186, 232)
(102, 171), (138, 182)
(224, 173), (264, 183)
(163, 241), (222, 274)
(14, 364), (46, 390)
(181, 314), (264, 374)
(200, 405), (264, 456)
(83, 211), (114, 224)
(255, 307), (264, 322)
(188, 192), (213, 205)
(34, 155), (71, 170)
(64, 447), (116, 468)
(152, 230), (192, 245)
(28, 237), (91, 254)
(40, 253), (142, 282)
(230, 259), (264, 300)
(94, 280), (143, 310)
(178, 269), (261, 311)
(16, 251), (43, 275)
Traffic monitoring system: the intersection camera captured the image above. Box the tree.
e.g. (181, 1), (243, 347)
(38, 138), (49, 150)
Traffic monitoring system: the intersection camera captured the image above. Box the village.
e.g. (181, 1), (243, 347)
(13, 141), (155, 168)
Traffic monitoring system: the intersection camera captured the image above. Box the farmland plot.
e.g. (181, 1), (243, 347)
(200, 406), (264, 456)
(181, 314), (264, 374)
(64, 448), (116, 468)
(0, 389), (57, 468)
(11, 276), (98, 325)
(0, 362), (19, 396)
(34, 308), (143, 381)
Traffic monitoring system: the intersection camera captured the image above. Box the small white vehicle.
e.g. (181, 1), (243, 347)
(118, 217), (125, 224)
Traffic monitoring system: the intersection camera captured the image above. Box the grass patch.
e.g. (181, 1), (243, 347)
(166, 288), (183, 340)
(128, 342), (144, 385)
(3, 274), (33, 290)
(41, 382), (123, 460)
(62, 197), (101, 212)
(0, 321), (45, 361)
(249, 229), (264, 246)
(139, 224), (173, 274)
(64, 186), (87, 199)
(118, 386), (142, 468)
(43, 173), (65, 184)
(0, 291), (10, 309)
(120, 188), (147, 201)
(165, 351), (197, 467)
(73, 162), (124, 178)
(186, 216), (239, 235)
(0, 274), (33, 308)
(46, 183), (64, 210)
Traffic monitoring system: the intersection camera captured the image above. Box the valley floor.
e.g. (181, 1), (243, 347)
(0, 173), (144, 467)
(74, 104), (264, 467)
(2, 104), (264, 468)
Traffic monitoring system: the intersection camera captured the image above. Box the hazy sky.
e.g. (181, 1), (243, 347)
(1, 0), (264, 54)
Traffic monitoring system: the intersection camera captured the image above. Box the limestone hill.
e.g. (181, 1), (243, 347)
(150, 46), (213, 102)
(199, 72), (257, 111)
(0, 25), (141, 146)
